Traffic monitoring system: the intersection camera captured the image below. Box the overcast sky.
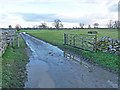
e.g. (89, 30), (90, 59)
(0, 0), (119, 28)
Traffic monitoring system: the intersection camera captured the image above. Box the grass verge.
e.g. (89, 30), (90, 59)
(2, 35), (28, 88)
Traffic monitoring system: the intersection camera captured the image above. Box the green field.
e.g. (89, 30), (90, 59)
(2, 36), (28, 88)
(21, 29), (119, 72)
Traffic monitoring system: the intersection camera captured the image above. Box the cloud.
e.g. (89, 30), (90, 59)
(14, 13), (90, 23)
(28, 0), (54, 4)
(0, 13), (24, 22)
(75, 0), (101, 4)
(0, 0), (118, 28)
(0, 12), (117, 28)
(118, 1), (120, 12)
(108, 3), (118, 12)
(18, 13), (57, 22)
(58, 15), (91, 24)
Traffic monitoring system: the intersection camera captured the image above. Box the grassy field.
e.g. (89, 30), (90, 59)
(21, 29), (119, 72)
(2, 36), (28, 88)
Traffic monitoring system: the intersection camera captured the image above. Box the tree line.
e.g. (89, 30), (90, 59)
(5, 19), (120, 31)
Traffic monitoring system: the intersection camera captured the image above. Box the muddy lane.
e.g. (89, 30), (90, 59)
(21, 33), (118, 88)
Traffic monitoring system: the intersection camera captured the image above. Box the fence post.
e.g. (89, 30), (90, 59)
(81, 36), (84, 48)
(94, 34), (97, 52)
(64, 33), (66, 45)
(66, 34), (68, 45)
(17, 34), (20, 47)
(70, 34), (72, 45)
(9, 37), (12, 47)
(73, 35), (76, 46)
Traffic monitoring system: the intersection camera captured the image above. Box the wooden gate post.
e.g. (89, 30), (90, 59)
(81, 36), (84, 48)
(10, 37), (12, 47)
(66, 34), (68, 45)
(17, 33), (20, 47)
(94, 34), (97, 52)
(73, 35), (76, 46)
(64, 33), (66, 45)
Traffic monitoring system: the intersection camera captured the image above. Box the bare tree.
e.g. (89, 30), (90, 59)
(88, 25), (91, 29)
(93, 23), (99, 28)
(38, 23), (48, 29)
(8, 25), (12, 29)
(41, 22), (48, 29)
(107, 20), (113, 29)
(53, 19), (63, 29)
(118, 20), (120, 28)
(38, 25), (42, 29)
(79, 23), (84, 29)
(113, 21), (118, 28)
(59, 23), (63, 28)
(107, 20), (120, 29)
(15, 24), (21, 31)
(113, 20), (120, 29)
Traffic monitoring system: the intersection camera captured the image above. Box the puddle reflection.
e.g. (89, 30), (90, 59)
(64, 50), (94, 72)
(64, 50), (81, 63)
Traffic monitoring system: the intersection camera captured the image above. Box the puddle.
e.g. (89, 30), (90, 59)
(24, 35), (55, 88)
(24, 57), (55, 88)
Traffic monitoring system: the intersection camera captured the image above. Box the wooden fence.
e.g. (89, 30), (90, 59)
(64, 33), (97, 52)
(0, 29), (17, 57)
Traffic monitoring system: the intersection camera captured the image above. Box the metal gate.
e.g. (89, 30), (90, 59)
(64, 33), (97, 51)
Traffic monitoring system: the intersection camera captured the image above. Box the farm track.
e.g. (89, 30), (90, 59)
(21, 33), (118, 88)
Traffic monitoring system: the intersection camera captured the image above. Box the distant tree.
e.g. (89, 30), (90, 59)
(38, 25), (42, 29)
(15, 24), (21, 31)
(34, 25), (38, 29)
(79, 23), (84, 29)
(59, 23), (63, 28)
(107, 20), (113, 29)
(113, 20), (120, 29)
(107, 20), (120, 29)
(118, 20), (120, 28)
(88, 25), (91, 29)
(41, 22), (48, 29)
(33, 25), (36, 29)
(113, 21), (118, 28)
(8, 25), (12, 29)
(93, 23), (99, 28)
(53, 19), (63, 29)
(38, 23), (48, 29)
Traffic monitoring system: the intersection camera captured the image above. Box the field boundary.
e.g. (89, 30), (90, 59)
(64, 33), (97, 52)
(63, 33), (120, 55)
(0, 29), (17, 57)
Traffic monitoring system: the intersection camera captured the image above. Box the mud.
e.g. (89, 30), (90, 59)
(21, 33), (118, 88)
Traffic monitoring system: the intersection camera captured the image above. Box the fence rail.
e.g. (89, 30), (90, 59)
(64, 33), (97, 52)
(0, 29), (17, 57)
